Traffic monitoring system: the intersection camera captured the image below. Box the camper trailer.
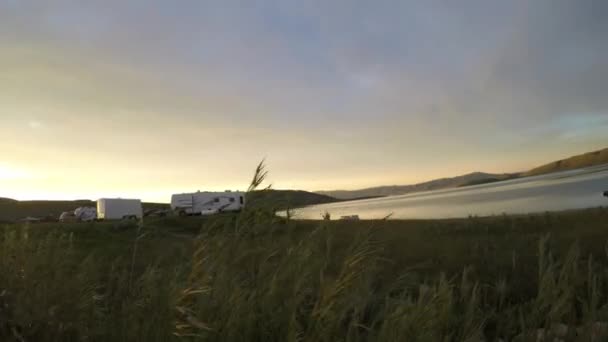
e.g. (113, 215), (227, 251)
(171, 191), (245, 216)
(97, 198), (143, 220)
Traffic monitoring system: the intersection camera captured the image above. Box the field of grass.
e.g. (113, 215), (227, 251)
(2, 204), (608, 341)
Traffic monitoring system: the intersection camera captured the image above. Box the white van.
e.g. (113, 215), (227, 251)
(170, 191), (245, 216)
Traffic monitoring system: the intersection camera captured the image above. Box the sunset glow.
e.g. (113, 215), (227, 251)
(1, 1), (607, 202)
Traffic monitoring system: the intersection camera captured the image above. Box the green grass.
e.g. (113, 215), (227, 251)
(2, 207), (608, 341)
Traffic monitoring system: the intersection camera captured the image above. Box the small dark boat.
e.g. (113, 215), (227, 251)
(604, 191), (608, 197)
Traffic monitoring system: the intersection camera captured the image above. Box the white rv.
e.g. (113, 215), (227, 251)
(97, 198), (143, 220)
(171, 191), (245, 216)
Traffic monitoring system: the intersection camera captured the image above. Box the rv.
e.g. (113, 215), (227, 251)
(97, 198), (143, 220)
(171, 191), (245, 216)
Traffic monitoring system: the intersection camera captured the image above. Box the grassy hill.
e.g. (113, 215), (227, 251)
(525, 147), (608, 176)
(319, 172), (519, 200)
(319, 147), (608, 200)
(457, 174), (520, 187)
(246, 189), (337, 210)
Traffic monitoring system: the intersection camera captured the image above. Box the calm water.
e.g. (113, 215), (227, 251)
(291, 164), (608, 220)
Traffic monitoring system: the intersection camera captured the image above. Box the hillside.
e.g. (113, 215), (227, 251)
(525, 147), (608, 176)
(318, 147), (608, 200)
(318, 172), (519, 200)
(246, 190), (337, 210)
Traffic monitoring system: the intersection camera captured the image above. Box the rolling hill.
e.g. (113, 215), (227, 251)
(318, 172), (519, 200)
(319, 147), (608, 200)
(246, 190), (337, 210)
(525, 147), (608, 176)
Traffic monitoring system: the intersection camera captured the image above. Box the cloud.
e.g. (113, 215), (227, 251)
(466, 0), (608, 118)
(0, 0), (606, 198)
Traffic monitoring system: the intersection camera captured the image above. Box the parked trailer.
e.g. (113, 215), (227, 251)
(171, 191), (245, 216)
(97, 198), (143, 220)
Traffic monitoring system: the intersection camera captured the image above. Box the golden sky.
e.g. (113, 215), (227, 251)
(1, 1), (607, 202)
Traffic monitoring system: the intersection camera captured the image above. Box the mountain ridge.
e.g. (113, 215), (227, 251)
(318, 147), (608, 200)
(525, 147), (608, 177)
(317, 172), (519, 200)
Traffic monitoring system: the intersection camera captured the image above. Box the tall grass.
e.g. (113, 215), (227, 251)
(1, 163), (608, 340)
(0, 223), (182, 342)
(171, 224), (608, 341)
(2, 219), (604, 342)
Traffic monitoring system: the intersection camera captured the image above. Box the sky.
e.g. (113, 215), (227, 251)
(1, 0), (607, 202)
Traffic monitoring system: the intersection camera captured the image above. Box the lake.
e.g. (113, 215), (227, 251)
(291, 164), (608, 220)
